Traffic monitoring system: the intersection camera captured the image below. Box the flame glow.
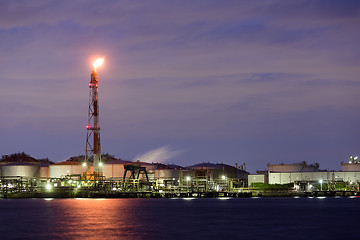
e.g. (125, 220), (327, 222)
(93, 58), (104, 71)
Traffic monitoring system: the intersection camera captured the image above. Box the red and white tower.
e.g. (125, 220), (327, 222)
(85, 58), (104, 176)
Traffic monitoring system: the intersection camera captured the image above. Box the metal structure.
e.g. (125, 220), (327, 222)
(85, 59), (104, 177)
(123, 163), (149, 182)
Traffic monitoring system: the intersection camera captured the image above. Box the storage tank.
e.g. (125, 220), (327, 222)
(186, 162), (240, 180)
(267, 161), (320, 172)
(155, 169), (180, 179)
(141, 162), (158, 171)
(1, 162), (39, 177)
(39, 162), (51, 178)
(50, 161), (85, 178)
(143, 163), (174, 181)
(188, 162), (219, 170)
(40, 166), (49, 178)
(341, 162), (360, 172)
(102, 159), (126, 179)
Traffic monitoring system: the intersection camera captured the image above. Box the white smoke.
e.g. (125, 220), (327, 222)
(134, 145), (183, 163)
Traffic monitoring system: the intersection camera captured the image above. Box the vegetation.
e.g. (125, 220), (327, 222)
(252, 182), (293, 190)
(65, 153), (117, 162)
(1, 152), (118, 164)
(1, 152), (53, 163)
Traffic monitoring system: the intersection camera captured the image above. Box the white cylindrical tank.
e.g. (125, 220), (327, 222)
(2, 164), (39, 177)
(155, 169), (179, 179)
(40, 166), (49, 178)
(268, 162), (319, 172)
(102, 163), (125, 179)
(50, 162), (85, 178)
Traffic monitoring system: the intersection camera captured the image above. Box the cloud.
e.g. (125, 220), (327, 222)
(133, 145), (184, 163)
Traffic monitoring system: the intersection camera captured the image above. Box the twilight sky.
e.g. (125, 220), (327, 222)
(1, 0), (359, 173)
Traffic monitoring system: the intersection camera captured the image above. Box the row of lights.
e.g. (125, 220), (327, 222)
(82, 162), (103, 167)
(185, 175), (226, 181)
(45, 179), (96, 192)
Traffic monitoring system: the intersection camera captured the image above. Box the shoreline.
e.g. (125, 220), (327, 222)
(1, 190), (358, 199)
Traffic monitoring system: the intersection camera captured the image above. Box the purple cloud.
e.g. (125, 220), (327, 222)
(1, 0), (359, 172)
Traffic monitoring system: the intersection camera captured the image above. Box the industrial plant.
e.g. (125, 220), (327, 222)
(249, 157), (360, 196)
(0, 152), (249, 198)
(1, 152), (360, 198)
(1, 59), (359, 198)
(0, 58), (250, 198)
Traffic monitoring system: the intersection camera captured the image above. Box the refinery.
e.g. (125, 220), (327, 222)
(1, 59), (359, 198)
(1, 152), (360, 198)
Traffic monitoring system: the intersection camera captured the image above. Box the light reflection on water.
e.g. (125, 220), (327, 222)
(0, 198), (360, 240)
(46, 199), (151, 240)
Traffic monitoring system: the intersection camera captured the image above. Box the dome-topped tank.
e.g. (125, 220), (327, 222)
(1, 162), (39, 177)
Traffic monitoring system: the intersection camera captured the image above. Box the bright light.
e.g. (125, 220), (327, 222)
(184, 198), (195, 200)
(319, 179), (323, 184)
(45, 183), (52, 191)
(93, 58), (104, 71)
(186, 176), (191, 181)
(99, 162), (103, 167)
(222, 175), (226, 180)
(82, 162), (87, 167)
(355, 156), (359, 160)
(218, 197), (230, 200)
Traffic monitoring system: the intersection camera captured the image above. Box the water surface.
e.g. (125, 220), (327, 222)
(0, 197), (358, 239)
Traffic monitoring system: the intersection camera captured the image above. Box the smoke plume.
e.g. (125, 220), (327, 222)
(134, 146), (183, 163)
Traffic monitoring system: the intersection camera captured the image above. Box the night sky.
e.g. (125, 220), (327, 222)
(1, 0), (359, 173)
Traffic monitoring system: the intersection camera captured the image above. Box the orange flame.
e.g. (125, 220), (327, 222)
(93, 58), (104, 71)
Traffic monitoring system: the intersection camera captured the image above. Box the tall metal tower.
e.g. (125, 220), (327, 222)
(85, 58), (104, 175)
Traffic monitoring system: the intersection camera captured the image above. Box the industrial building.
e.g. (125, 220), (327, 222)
(249, 158), (360, 189)
(185, 162), (248, 190)
(2, 152), (360, 196)
(0, 152), (249, 194)
(341, 156), (360, 171)
(267, 161), (320, 172)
